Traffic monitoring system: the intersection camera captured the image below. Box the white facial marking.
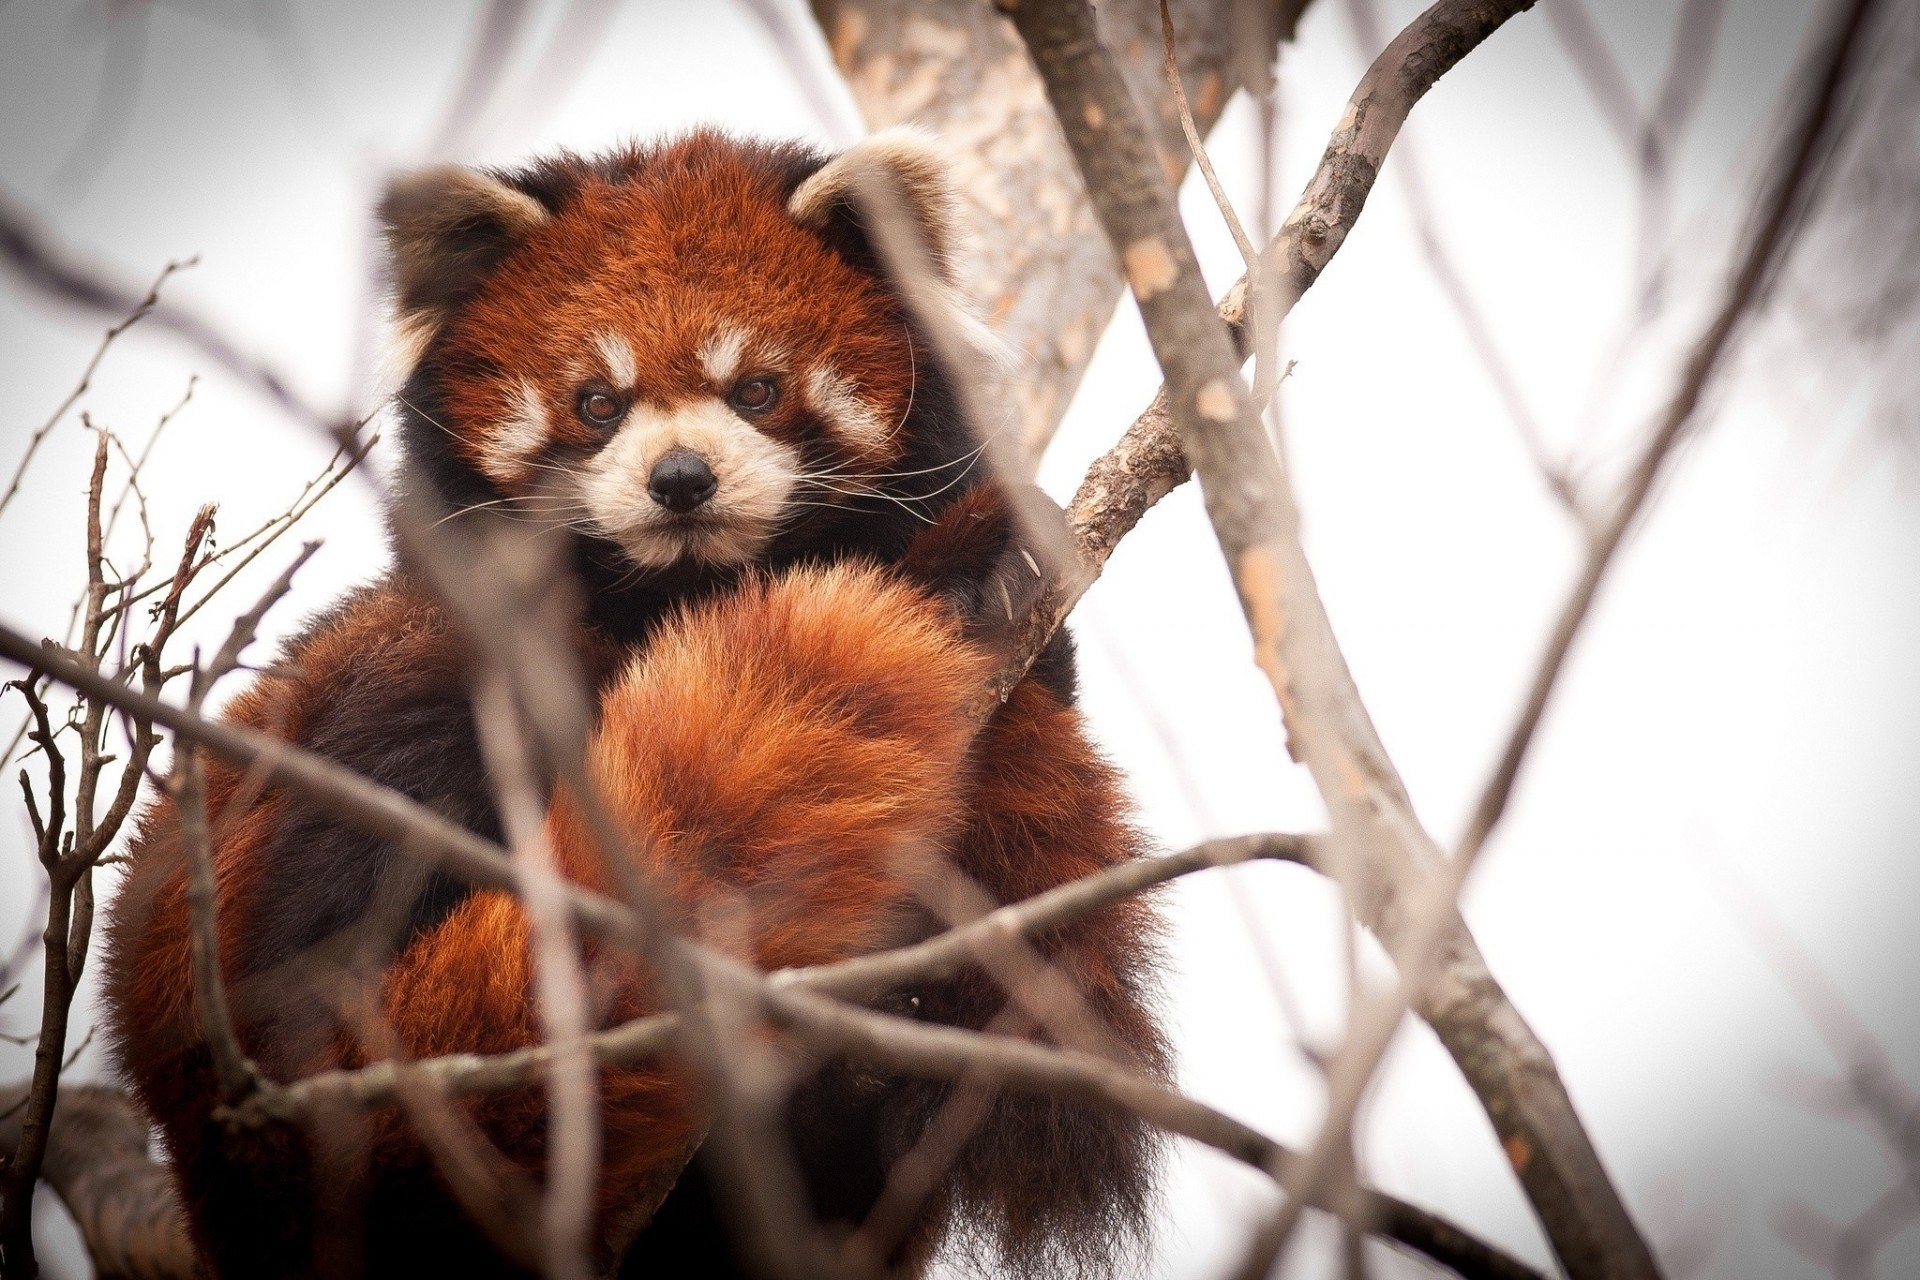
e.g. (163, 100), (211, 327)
(593, 329), (638, 388)
(482, 378), (551, 484)
(804, 365), (889, 453)
(698, 326), (747, 388)
(578, 397), (801, 569)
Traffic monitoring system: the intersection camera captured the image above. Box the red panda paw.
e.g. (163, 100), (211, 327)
(553, 562), (993, 970)
(896, 483), (1065, 657)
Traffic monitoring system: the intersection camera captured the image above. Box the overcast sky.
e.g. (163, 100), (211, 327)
(2, 2), (1916, 1277)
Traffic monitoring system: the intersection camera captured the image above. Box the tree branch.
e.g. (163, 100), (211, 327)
(994, 3), (1671, 1278)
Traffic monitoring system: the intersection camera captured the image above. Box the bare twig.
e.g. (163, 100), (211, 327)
(1161, 0), (1258, 269)
(0, 258), (192, 522)
(195, 543), (322, 696)
(471, 674), (598, 1280)
(167, 545), (324, 1106)
(168, 738), (258, 1103)
(102, 374), (196, 549)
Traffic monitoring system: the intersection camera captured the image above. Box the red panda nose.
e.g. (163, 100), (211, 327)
(647, 450), (718, 513)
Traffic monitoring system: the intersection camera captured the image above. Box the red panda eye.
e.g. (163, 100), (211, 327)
(577, 390), (624, 426)
(728, 377), (778, 415)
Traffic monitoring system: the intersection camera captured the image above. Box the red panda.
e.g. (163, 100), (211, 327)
(100, 129), (1167, 1278)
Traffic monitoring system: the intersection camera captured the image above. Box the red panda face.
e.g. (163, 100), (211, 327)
(382, 131), (963, 573)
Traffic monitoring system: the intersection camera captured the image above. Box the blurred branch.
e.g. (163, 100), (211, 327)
(736, 0), (861, 145)
(1454, 0), (1884, 868)
(1773, 1181), (1918, 1280)
(1705, 847), (1920, 1197)
(1543, 0), (1640, 151)
(471, 673), (598, 1280)
(48, 0), (151, 202)
(1638, 0), (1729, 284)
(423, 0), (534, 159)
(0, 186), (354, 443)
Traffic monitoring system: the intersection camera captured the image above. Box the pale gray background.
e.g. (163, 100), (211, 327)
(1, 1), (1915, 1276)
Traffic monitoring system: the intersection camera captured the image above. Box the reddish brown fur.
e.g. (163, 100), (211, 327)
(374, 565), (991, 1231)
(112, 584), (465, 1077)
(441, 135), (918, 476)
(105, 543), (1161, 1277)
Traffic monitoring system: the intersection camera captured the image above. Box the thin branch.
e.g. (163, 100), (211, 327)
(167, 544), (323, 1105)
(745, 960), (1550, 1280)
(167, 741), (258, 1101)
(471, 673), (598, 1280)
(782, 832), (1313, 1001)
(195, 541), (321, 696)
(228, 834), (1311, 1124)
(1161, 0), (1258, 269)
(102, 373), (196, 549)
(0, 257), (192, 522)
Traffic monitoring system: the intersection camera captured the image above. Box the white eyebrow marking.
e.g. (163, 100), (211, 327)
(698, 325), (747, 387)
(484, 378), (550, 482)
(805, 365), (889, 451)
(594, 329), (638, 388)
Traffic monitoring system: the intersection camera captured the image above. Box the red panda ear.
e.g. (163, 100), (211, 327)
(377, 165), (548, 359)
(788, 127), (962, 281)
